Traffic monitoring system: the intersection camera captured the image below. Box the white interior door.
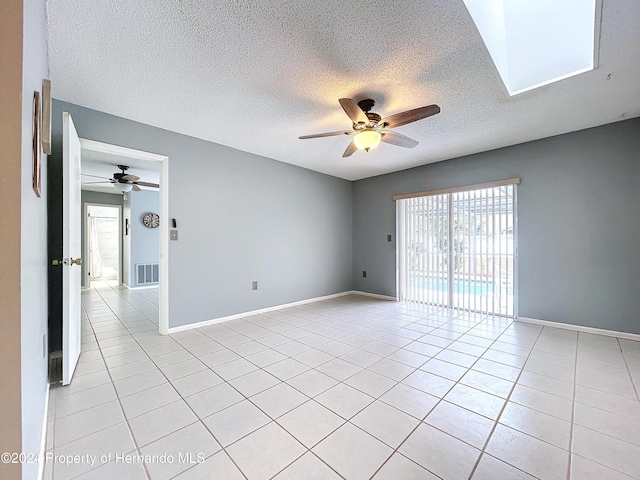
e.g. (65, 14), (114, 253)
(62, 112), (82, 385)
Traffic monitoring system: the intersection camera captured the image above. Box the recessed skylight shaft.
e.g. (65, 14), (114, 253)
(464, 0), (600, 95)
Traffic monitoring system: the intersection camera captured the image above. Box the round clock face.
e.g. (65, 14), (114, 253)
(142, 212), (159, 228)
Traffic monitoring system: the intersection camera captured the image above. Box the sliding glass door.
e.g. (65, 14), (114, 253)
(397, 181), (517, 317)
(398, 194), (449, 308)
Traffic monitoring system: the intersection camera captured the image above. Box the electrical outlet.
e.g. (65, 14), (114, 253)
(362, 271), (367, 278)
(387, 234), (392, 242)
(252, 281), (258, 290)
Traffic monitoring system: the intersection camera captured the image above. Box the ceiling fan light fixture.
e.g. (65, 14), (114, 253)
(299, 98), (438, 157)
(354, 130), (382, 152)
(115, 183), (133, 193)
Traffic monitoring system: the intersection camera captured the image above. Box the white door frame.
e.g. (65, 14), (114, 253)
(80, 139), (170, 335)
(84, 203), (123, 287)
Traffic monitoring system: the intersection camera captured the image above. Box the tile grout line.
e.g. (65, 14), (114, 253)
(52, 286), (146, 475)
(96, 283), (359, 479)
(219, 304), (636, 480)
(617, 337), (640, 403)
(68, 287), (639, 480)
(566, 330), (579, 480)
(181, 339), (375, 478)
(120, 294), (452, 479)
(93, 283), (254, 480)
(570, 337), (640, 479)
(199, 328), (374, 480)
(219, 309), (450, 480)
(81, 284), (154, 480)
(465, 319), (545, 479)
(94, 286), (250, 479)
(309, 307), (468, 479)
(367, 310), (505, 479)
(80, 288), (482, 476)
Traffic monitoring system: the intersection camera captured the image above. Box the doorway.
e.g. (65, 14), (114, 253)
(85, 204), (122, 286)
(80, 139), (170, 334)
(48, 116), (172, 386)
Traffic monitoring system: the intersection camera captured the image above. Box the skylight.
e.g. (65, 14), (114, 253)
(464, 0), (600, 95)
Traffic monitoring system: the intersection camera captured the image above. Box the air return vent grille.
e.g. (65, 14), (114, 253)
(136, 263), (159, 285)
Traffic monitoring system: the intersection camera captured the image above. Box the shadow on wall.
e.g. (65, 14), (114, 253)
(47, 143), (63, 352)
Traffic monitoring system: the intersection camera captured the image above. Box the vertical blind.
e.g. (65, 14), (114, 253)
(396, 179), (518, 318)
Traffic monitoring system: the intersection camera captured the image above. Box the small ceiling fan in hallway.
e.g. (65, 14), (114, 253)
(299, 98), (441, 157)
(82, 165), (159, 193)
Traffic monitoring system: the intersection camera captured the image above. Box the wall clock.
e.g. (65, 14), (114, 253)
(142, 212), (159, 228)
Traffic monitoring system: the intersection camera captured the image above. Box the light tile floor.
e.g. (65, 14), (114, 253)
(44, 282), (640, 479)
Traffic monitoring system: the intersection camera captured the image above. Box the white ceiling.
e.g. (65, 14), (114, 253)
(47, 0), (640, 181)
(81, 147), (159, 195)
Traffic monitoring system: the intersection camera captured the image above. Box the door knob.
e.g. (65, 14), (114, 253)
(51, 259), (62, 266)
(70, 258), (82, 266)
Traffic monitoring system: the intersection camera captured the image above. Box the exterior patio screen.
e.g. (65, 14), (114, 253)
(396, 179), (518, 318)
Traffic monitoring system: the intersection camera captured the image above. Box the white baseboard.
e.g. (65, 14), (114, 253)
(517, 317), (640, 342)
(37, 383), (50, 480)
(167, 291), (352, 333)
(167, 290), (397, 333)
(126, 284), (159, 291)
(352, 290), (397, 301)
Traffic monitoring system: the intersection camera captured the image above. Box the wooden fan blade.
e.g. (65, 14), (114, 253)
(132, 184), (141, 192)
(122, 174), (140, 181)
(380, 131), (419, 148)
(381, 104), (440, 128)
(81, 173), (112, 180)
(342, 140), (358, 158)
(339, 98), (368, 124)
(134, 181), (159, 188)
(299, 131), (353, 139)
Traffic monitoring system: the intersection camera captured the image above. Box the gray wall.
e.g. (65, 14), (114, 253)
(81, 191), (123, 287)
(50, 100), (353, 329)
(127, 190), (160, 287)
(21, 0), (50, 479)
(353, 118), (640, 334)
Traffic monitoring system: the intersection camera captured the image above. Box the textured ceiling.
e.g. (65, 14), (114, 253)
(47, 0), (640, 181)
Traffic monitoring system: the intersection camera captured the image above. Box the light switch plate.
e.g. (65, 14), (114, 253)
(170, 230), (178, 241)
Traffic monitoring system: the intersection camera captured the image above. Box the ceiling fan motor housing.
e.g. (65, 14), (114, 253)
(115, 165), (129, 182)
(353, 100), (381, 128)
(366, 112), (381, 123)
